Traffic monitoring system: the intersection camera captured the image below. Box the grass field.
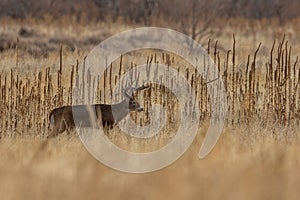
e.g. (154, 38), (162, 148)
(1, 125), (300, 200)
(0, 16), (300, 200)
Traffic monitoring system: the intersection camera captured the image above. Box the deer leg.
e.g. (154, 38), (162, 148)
(66, 126), (75, 138)
(47, 127), (60, 139)
(47, 119), (67, 139)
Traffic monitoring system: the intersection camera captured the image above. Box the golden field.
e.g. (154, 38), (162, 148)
(0, 16), (300, 200)
(1, 125), (300, 200)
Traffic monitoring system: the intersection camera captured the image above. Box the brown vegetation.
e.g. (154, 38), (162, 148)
(0, 9), (300, 200)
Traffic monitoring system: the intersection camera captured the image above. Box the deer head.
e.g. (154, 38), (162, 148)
(122, 83), (149, 112)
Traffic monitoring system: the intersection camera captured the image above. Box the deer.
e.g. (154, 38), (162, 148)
(47, 84), (149, 138)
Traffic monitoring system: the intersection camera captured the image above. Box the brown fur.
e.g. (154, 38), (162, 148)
(48, 85), (149, 138)
(48, 101), (141, 138)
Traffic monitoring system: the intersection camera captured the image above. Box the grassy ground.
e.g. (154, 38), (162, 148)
(0, 125), (299, 200)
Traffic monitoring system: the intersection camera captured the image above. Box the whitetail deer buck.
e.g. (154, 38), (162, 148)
(48, 84), (149, 138)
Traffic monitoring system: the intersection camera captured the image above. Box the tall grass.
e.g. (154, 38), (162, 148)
(0, 36), (299, 139)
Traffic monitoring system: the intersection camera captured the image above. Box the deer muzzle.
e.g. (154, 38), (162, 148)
(137, 107), (143, 112)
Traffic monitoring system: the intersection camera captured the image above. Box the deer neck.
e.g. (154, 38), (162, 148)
(111, 99), (130, 123)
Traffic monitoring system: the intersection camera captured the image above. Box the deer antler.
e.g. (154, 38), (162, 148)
(131, 83), (150, 98)
(133, 84), (150, 91)
(122, 80), (150, 99)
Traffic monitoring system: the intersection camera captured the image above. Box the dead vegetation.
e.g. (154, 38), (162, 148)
(0, 34), (299, 139)
(0, 15), (300, 200)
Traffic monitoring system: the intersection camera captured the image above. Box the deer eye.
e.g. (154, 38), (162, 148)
(131, 101), (136, 106)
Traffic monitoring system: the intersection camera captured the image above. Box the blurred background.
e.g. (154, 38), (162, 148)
(1, 0), (300, 56)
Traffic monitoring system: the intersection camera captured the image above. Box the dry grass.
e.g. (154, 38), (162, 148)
(0, 17), (300, 200)
(0, 125), (300, 200)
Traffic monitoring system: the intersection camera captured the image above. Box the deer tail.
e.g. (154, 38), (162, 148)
(49, 109), (56, 124)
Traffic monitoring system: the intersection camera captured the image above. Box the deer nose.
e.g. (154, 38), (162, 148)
(137, 107), (143, 112)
